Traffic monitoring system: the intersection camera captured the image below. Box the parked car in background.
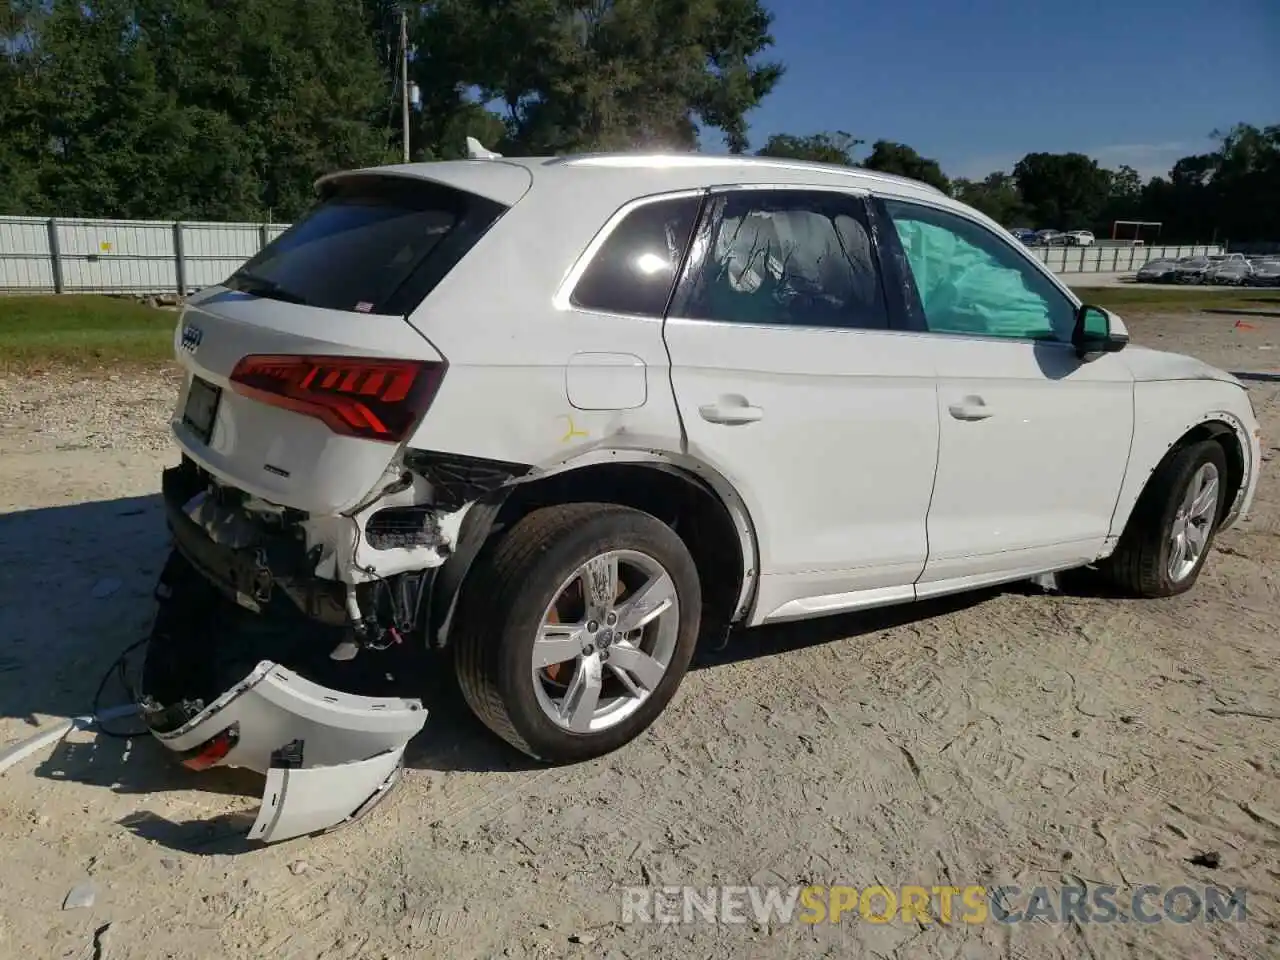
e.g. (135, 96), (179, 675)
(1207, 259), (1253, 286)
(1174, 256), (1212, 283)
(1010, 228), (1037, 245)
(1064, 230), (1095, 247)
(1035, 229), (1065, 246)
(1248, 258), (1280, 287)
(1136, 258), (1178, 283)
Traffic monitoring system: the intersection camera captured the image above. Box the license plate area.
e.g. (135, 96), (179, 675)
(183, 377), (222, 444)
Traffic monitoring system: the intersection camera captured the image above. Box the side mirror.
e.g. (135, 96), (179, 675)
(1072, 304), (1128, 361)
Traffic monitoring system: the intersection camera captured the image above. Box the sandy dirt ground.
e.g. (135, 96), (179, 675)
(1, 313), (1278, 960)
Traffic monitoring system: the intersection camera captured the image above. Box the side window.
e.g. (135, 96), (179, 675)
(571, 196), (701, 317)
(881, 199), (1076, 342)
(671, 190), (889, 330)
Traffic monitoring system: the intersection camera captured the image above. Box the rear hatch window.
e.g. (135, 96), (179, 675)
(226, 176), (507, 316)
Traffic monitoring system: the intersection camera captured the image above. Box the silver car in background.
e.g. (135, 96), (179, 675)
(1207, 259), (1253, 285)
(1136, 258), (1178, 283)
(1249, 258), (1280, 287)
(1174, 256), (1212, 283)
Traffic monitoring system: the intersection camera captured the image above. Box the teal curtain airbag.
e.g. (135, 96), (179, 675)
(893, 218), (1056, 339)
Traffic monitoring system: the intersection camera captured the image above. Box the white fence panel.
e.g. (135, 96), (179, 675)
(182, 221), (271, 289)
(1029, 243), (1223, 273)
(0, 217), (56, 291)
(55, 217), (176, 293)
(0, 212), (1232, 293)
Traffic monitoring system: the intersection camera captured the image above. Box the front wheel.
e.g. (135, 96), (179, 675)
(1100, 440), (1227, 597)
(453, 503), (701, 763)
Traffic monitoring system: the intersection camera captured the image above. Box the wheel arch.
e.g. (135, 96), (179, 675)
(429, 450), (761, 649)
(1110, 413), (1251, 545)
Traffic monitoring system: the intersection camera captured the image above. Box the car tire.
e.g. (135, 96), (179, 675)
(453, 502), (701, 763)
(1100, 440), (1228, 598)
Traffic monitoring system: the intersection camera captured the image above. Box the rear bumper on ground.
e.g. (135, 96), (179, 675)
(142, 473), (431, 843)
(144, 658), (425, 843)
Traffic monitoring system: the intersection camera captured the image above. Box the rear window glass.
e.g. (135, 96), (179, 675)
(226, 176), (506, 315)
(571, 196), (701, 317)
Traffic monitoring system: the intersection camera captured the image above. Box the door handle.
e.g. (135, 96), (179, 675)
(948, 396), (992, 421)
(699, 395), (763, 425)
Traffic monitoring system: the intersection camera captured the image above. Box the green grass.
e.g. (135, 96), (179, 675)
(2, 287), (1277, 374)
(0, 295), (177, 371)
(1072, 287), (1280, 313)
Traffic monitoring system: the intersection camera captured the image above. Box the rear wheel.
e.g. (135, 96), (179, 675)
(453, 503), (701, 762)
(1101, 440), (1227, 597)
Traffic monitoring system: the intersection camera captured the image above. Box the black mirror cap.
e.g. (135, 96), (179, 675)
(1102, 329), (1129, 353)
(1072, 303), (1127, 360)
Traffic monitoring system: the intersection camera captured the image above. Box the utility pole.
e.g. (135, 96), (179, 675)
(400, 7), (410, 163)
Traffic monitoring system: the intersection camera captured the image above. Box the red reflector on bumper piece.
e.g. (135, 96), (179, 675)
(229, 355), (446, 443)
(180, 725), (240, 771)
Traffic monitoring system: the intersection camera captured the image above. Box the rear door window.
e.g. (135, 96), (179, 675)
(226, 176), (507, 315)
(670, 189), (890, 330)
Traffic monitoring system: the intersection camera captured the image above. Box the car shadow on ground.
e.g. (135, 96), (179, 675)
(0, 492), (1159, 848)
(378, 591), (1013, 775)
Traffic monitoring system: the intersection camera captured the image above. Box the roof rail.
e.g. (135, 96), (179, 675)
(553, 153), (945, 195)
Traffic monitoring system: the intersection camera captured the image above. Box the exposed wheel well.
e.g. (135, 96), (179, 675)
(1180, 421), (1246, 525)
(1123, 420), (1246, 536)
(432, 463), (748, 648)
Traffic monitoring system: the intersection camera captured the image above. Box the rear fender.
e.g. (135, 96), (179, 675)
(426, 448), (762, 647)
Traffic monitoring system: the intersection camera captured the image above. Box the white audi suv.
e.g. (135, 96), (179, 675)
(139, 150), (1262, 840)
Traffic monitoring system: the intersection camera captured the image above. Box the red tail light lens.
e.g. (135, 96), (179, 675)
(180, 724), (240, 771)
(229, 355), (446, 443)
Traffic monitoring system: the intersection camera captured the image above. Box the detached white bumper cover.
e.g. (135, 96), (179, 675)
(150, 661), (426, 843)
(249, 749), (406, 843)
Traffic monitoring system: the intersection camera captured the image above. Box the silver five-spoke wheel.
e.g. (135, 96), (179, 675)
(454, 502), (701, 762)
(532, 550), (680, 733)
(1168, 461), (1219, 583)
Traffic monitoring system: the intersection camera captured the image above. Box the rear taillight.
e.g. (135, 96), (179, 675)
(229, 355), (446, 443)
(180, 725), (240, 771)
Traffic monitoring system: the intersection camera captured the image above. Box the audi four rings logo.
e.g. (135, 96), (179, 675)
(180, 323), (203, 352)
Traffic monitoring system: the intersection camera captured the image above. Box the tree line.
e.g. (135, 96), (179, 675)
(756, 126), (1279, 244)
(1, 2), (1275, 242)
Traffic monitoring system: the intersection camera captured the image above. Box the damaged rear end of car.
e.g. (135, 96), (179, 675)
(139, 160), (534, 841)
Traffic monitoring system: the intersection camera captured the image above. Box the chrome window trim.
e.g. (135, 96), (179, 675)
(552, 189), (706, 313)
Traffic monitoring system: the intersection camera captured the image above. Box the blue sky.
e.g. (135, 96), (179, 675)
(742, 0), (1279, 180)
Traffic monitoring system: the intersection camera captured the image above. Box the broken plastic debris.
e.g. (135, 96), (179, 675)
(329, 639), (361, 661)
(145, 661), (426, 843)
(62, 882), (97, 910)
(249, 748), (405, 843)
(0, 704), (140, 776)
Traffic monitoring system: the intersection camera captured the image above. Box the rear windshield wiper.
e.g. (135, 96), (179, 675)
(229, 270), (311, 306)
